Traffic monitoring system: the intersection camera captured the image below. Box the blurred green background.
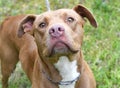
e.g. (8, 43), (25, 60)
(0, 0), (120, 88)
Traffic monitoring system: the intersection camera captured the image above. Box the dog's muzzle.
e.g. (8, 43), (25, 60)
(48, 41), (79, 57)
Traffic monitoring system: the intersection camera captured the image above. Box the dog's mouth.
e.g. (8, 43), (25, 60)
(48, 41), (79, 57)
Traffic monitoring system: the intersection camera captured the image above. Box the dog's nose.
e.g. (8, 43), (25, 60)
(49, 24), (65, 38)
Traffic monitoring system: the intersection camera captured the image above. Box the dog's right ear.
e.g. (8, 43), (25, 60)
(18, 15), (36, 38)
(73, 4), (97, 28)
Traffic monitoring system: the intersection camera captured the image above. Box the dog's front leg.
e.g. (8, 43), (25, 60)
(19, 41), (38, 82)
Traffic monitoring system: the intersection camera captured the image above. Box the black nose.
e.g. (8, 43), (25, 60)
(49, 24), (65, 38)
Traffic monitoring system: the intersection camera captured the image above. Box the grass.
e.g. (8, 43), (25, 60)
(0, 0), (120, 88)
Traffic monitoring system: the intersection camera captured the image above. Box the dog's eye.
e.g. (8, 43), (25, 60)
(67, 17), (75, 23)
(39, 22), (46, 28)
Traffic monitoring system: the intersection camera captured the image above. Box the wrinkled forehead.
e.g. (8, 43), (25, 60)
(36, 9), (81, 21)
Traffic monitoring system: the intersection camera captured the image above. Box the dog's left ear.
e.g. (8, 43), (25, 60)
(73, 4), (97, 28)
(18, 15), (36, 38)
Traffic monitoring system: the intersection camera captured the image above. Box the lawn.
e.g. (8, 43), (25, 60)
(0, 0), (120, 88)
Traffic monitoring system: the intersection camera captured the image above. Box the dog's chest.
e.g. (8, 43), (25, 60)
(54, 56), (80, 88)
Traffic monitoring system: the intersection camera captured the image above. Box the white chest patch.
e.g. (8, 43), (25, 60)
(54, 56), (80, 88)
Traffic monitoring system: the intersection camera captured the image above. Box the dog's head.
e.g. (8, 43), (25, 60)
(18, 5), (97, 59)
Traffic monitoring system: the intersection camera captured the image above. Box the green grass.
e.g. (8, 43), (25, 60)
(0, 0), (120, 88)
(8, 63), (31, 88)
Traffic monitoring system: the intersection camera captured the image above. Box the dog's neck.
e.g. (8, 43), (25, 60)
(54, 56), (80, 88)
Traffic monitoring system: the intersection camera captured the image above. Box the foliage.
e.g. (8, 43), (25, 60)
(0, 0), (120, 88)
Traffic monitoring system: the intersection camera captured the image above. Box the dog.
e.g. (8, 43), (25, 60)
(0, 4), (97, 88)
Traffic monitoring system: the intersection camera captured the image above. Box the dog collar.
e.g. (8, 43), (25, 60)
(42, 70), (80, 85)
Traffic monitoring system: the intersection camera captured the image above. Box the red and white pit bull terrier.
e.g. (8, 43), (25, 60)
(0, 4), (97, 88)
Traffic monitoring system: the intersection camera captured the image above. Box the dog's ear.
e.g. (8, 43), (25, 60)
(18, 15), (36, 38)
(73, 4), (97, 28)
